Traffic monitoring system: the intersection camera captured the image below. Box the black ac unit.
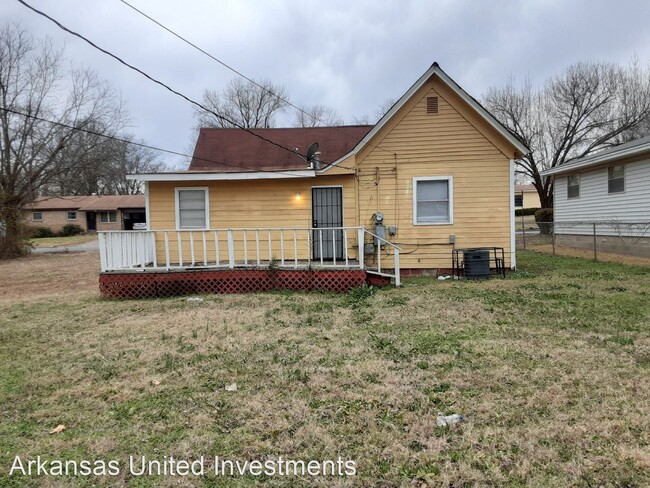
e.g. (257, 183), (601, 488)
(464, 249), (490, 279)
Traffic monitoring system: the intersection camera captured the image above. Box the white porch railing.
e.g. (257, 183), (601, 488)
(98, 227), (401, 286)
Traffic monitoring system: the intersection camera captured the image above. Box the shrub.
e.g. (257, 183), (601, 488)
(61, 223), (84, 236)
(31, 226), (55, 238)
(515, 207), (540, 217)
(535, 208), (554, 234)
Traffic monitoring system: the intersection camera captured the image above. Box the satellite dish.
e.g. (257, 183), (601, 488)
(306, 142), (319, 161)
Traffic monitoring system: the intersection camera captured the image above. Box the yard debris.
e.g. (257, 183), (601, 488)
(225, 383), (237, 392)
(437, 275), (456, 280)
(151, 379), (161, 386)
(435, 413), (464, 427)
(49, 424), (66, 434)
(185, 297), (204, 302)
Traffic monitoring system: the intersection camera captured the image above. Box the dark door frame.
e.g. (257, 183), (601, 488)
(311, 186), (344, 260)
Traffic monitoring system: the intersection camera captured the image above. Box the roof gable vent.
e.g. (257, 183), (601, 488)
(427, 96), (439, 114)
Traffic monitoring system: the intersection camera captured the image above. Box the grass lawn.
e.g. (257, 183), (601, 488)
(29, 235), (97, 248)
(515, 214), (537, 231)
(0, 251), (648, 487)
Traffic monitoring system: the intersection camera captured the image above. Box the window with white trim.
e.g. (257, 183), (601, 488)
(100, 211), (117, 223)
(32, 211), (43, 221)
(567, 175), (580, 199)
(67, 211), (77, 220)
(176, 188), (209, 229)
(413, 177), (453, 224)
(608, 164), (625, 193)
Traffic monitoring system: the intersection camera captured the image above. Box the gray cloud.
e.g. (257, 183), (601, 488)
(3, 0), (650, 168)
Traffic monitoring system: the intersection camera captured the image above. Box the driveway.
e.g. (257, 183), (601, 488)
(32, 238), (99, 254)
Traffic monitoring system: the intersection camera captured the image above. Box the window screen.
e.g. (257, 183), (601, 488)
(608, 165), (625, 193)
(415, 179), (450, 223)
(567, 175), (580, 199)
(177, 189), (207, 229)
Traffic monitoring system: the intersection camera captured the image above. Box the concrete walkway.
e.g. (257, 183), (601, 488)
(32, 238), (99, 254)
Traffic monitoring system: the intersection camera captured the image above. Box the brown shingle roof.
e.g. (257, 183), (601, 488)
(189, 126), (373, 172)
(515, 184), (536, 192)
(27, 195), (144, 211)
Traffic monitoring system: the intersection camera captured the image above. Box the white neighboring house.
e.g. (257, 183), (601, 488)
(541, 135), (650, 258)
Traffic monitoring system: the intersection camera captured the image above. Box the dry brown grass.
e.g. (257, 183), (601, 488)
(0, 252), (648, 487)
(0, 251), (99, 303)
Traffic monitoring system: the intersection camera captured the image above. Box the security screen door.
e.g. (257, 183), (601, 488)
(312, 187), (343, 260)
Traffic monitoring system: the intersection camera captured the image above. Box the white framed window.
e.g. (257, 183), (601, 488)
(32, 211), (43, 222)
(413, 176), (453, 225)
(175, 187), (210, 229)
(67, 211), (77, 220)
(608, 164), (625, 193)
(567, 174), (580, 199)
(100, 211), (117, 223)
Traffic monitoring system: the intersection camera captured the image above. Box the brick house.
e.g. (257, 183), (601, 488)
(24, 195), (146, 233)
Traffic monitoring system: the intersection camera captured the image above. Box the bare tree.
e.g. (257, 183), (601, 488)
(375, 98), (397, 121)
(0, 22), (125, 257)
(101, 138), (163, 195)
(292, 104), (343, 127)
(194, 78), (290, 130)
(483, 59), (650, 208)
(351, 98), (398, 126)
(45, 132), (164, 196)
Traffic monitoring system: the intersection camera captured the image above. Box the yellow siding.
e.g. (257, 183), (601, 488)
(147, 75), (517, 271)
(355, 78), (513, 270)
(148, 176), (357, 264)
(523, 191), (541, 209)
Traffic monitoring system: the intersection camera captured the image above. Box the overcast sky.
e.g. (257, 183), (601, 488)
(3, 0), (650, 168)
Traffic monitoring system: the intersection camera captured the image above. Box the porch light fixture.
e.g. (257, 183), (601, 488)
(295, 192), (302, 201)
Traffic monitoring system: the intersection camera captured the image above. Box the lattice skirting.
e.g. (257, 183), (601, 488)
(99, 269), (373, 299)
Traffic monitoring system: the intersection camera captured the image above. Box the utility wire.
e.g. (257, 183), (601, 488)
(0, 107), (316, 178)
(17, 0), (320, 165)
(117, 0), (396, 159)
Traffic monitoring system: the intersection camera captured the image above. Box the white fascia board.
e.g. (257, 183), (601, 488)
(541, 143), (650, 176)
(127, 170), (316, 182)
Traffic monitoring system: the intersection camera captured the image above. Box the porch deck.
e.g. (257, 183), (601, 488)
(98, 227), (400, 298)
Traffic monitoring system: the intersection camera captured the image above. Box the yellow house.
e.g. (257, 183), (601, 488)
(99, 63), (528, 297)
(514, 184), (541, 209)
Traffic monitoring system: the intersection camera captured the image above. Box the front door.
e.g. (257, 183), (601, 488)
(86, 211), (96, 232)
(312, 187), (343, 260)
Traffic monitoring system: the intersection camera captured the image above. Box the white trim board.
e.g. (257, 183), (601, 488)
(128, 170), (315, 182)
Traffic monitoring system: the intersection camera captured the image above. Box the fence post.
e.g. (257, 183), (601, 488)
(394, 248), (401, 287)
(357, 228), (365, 270)
(522, 223), (526, 250)
(593, 222), (597, 261)
(552, 222), (556, 255)
(227, 229), (235, 268)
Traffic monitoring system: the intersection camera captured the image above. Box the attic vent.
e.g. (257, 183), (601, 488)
(426, 96), (439, 114)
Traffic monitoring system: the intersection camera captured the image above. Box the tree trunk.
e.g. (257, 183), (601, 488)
(0, 201), (30, 259)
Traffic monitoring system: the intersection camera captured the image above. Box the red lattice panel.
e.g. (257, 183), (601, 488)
(99, 269), (369, 299)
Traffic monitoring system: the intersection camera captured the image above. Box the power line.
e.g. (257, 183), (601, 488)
(0, 107), (315, 178)
(16, 0), (316, 164)
(117, 0), (396, 159)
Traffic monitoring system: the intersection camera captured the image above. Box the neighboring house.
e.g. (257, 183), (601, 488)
(514, 184), (541, 209)
(25, 195), (146, 233)
(99, 62), (528, 297)
(541, 135), (650, 257)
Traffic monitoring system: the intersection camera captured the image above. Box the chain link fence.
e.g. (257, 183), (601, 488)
(516, 220), (650, 265)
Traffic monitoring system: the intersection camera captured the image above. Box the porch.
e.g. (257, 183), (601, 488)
(98, 227), (401, 298)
